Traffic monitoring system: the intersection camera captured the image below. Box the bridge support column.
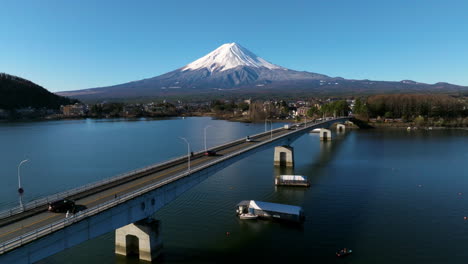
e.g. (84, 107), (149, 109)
(336, 124), (345, 132)
(115, 218), (162, 262)
(274, 145), (294, 167)
(320, 128), (332, 141)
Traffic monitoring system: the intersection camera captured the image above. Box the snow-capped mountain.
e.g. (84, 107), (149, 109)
(58, 43), (330, 99)
(182, 43), (284, 72)
(150, 42), (328, 88)
(57, 43), (467, 101)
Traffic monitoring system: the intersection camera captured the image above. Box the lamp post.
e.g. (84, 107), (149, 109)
(266, 119), (272, 139)
(270, 121), (273, 139)
(204, 125), (212, 152)
(18, 159), (29, 210)
(180, 137), (191, 173)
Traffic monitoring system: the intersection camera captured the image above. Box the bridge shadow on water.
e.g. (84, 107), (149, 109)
(308, 131), (348, 175)
(267, 130), (377, 263)
(298, 130), (383, 264)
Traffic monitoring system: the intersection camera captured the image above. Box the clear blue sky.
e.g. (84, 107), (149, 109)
(1, 0), (467, 92)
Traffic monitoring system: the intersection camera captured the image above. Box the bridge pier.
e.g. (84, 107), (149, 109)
(115, 218), (162, 262)
(274, 145), (294, 167)
(336, 124), (345, 132)
(319, 128), (332, 141)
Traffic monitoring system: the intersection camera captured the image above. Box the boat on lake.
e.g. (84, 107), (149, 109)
(275, 175), (310, 187)
(239, 213), (258, 220)
(336, 248), (353, 257)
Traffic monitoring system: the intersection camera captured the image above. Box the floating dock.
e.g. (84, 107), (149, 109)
(275, 175), (310, 187)
(236, 200), (304, 222)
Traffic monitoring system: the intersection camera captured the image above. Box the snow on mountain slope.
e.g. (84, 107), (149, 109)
(182, 43), (285, 72)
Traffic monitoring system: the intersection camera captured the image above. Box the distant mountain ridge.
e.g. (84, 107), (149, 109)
(0, 73), (77, 110)
(57, 43), (468, 101)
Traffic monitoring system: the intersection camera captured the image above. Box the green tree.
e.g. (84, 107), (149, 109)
(307, 105), (319, 117)
(414, 115), (425, 126)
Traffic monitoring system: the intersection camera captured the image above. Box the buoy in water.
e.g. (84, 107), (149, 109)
(464, 216), (467, 220)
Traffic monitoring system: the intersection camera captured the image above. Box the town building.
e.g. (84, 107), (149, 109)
(61, 103), (86, 116)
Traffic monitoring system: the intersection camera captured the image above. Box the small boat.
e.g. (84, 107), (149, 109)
(336, 248), (352, 257)
(239, 213), (258, 220)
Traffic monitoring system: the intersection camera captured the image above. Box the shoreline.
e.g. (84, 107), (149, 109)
(1, 114), (467, 129)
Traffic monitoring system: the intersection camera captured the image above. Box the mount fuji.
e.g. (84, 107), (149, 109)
(58, 43), (467, 101)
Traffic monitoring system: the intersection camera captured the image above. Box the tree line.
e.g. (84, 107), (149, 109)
(303, 94), (468, 126)
(356, 94), (468, 119)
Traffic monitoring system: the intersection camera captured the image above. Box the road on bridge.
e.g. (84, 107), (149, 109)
(0, 122), (308, 244)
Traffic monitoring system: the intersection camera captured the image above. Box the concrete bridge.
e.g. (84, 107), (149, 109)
(0, 116), (352, 263)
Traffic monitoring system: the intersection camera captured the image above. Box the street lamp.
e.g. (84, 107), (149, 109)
(18, 159), (29, 210)
(266, 119), (273, 139)
(180, 137), (191, 173)
(204, 125), (213, 152)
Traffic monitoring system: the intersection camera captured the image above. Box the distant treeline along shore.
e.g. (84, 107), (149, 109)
(0, 73), (467, 127)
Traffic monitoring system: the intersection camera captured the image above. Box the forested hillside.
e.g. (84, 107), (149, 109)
(0, 73), (77, 110)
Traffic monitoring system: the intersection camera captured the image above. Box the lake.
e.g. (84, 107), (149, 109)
(1, 117), (467, 263)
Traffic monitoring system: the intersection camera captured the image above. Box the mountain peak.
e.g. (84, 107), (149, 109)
(182, 42), (284, 72)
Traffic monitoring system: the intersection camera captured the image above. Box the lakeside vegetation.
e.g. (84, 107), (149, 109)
(352, 94), (468, 127)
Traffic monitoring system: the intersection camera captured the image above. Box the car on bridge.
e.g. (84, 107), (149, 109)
(48, 199), (75, 213)
(204, 150), (217, 156)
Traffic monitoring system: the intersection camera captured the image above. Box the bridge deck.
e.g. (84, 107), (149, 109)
(0, 117), (350, 254)
(0, 124), (294, 243)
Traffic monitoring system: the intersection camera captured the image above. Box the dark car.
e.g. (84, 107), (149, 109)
(48, 199), (75, 213)
(204, 150), (217, 156)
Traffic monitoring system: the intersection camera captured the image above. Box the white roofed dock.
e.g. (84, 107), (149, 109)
(236, 200), (304, 222)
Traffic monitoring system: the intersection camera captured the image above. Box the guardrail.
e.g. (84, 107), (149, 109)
(0, 123), (288, 220)
(0, 117), (349, 255)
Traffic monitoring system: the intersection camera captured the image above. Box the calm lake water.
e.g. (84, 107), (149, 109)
(1, 117), (467, 263)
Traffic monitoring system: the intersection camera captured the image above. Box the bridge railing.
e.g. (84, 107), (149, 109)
(0, 117), (349, 254)
(0, 123), (290, 220)
(0, 154), (186, 219)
